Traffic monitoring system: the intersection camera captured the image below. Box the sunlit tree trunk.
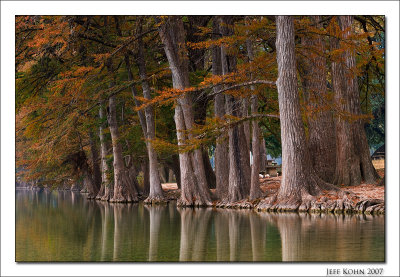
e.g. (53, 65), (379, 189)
(275, 16), (337, 210)
(158, 16), (211, 206)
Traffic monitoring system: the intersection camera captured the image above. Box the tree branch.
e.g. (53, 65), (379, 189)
(208, 80), (276, 97)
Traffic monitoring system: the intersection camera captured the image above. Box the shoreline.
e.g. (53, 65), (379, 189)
(16, 179), (385, 215)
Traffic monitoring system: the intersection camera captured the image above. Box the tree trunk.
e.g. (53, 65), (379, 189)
(247, 30), (263, 200)
(97, 104), (113, 201)
(108, 94), (139, 202)
(212, 16), (229, 200)
(259, 137), (267, 170)
(301, 16), (336, 183)
(250, 94), (263, 199)
(141, 160), (150, 197)
(220, 16), (250, 202)
(341, 16), (379, 184)
(242, 98), (251, 148)
(331, 30), (361, 186)
(158, 16), (211, 206)
(82, 170), (95, 199)
(275, 16), (337, 210)
(88, 131), (101, 199)
(332, 16), (379, 186)
(136, 30), (166, 203)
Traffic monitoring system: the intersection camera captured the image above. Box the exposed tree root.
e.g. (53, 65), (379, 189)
(143, 196), (168, 205)
(255, 189), (384, 215)
(214, 199), (254, 209)
(87, 194), (96, 200)
(98, 186), (113, 201)
(354, 199), (384, 214)
(177, 196), (212, 207)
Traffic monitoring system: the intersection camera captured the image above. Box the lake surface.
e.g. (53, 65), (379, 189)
(16, 190), (385, 262)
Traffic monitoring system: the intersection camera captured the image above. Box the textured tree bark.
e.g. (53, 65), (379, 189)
(124, 55), (147, 136)
(332, 16), (379, 186)
(82, 170), (95, 199)
(212, 16), (229, 201)
(158, 16), (211, 206)
(274, 16), (337, 210)
(187, 17), (217, 190)
(108, 94), (139, 202)
(242, 98), (251, 149)
(88, 131), (101, 199)
(259, 137), (267, 170)
(220, 16), (250, 202)
(247, 32), (263, 200)
(341, 16), (379, 184)
(141, 160), (150, 197)
(301, 16), (336, 183)
(250, 94), (263, 199)
(331, 31), (361, 186)
(97, 104), (113, 201)
(136, 31), (166, 203)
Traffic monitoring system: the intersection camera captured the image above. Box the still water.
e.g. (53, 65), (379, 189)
(16, 190), (384, 262)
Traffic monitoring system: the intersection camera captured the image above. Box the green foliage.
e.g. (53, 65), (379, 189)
(365, 93), (385, 147)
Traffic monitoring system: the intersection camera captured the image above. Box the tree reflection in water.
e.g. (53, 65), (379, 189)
(262, 213), (384, 262)
(16, 191), (384, 262)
